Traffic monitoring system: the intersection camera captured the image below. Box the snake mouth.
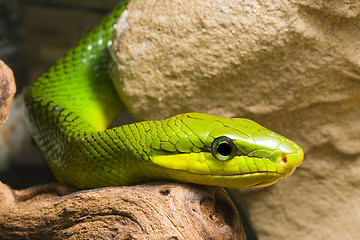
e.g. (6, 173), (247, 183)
(169, 170), (288, 188)
(208, 171), (288, 187)
(183, 170), (283, 177)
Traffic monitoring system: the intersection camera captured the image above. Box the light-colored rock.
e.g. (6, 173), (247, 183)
(0, 60), (16, 127)
(0, 61), (27, 171)
(0, 181), (245, 240)
(110, 1), (360, 239)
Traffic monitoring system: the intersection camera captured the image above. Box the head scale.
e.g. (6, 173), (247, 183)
(149, 113), (303, 188)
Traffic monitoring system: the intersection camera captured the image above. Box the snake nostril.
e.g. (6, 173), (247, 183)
(282, 154), (287, 163)
(159, 188), (171, 196)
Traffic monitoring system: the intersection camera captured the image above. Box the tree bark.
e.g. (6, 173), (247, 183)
(0, 181), (246, 240)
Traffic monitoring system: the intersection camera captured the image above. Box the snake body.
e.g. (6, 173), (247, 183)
(24, 1), (303, 189)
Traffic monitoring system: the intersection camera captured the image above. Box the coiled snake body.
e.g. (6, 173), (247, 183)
(25, 1), (303, 189)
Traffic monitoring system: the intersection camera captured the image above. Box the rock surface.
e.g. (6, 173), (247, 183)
(110, 1), (360, 240)
(0, 60), (16, 128)
(0, 181), (245, 240)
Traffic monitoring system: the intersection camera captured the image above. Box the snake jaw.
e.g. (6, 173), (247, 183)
(149, 149), (304, 188)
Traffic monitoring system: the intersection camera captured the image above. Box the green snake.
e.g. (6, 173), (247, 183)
(24, 1), (303, 189)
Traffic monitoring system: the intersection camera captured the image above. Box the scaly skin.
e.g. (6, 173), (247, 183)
(24, 1), (303, 189)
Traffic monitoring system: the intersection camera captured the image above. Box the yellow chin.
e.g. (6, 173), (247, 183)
(150, 151), (301, 188)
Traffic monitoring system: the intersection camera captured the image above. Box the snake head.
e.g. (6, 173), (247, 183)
(149, 113), (303, 188)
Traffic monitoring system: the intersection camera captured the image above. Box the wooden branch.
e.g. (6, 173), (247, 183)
(0, 181), (246, 240)
(0, 60), (16, 128)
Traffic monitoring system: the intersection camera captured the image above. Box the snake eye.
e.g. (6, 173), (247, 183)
(211, 137), (237, 161)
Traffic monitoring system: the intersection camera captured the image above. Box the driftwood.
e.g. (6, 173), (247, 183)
(0, 181), (245, 240)
(0, 60), (16, 127)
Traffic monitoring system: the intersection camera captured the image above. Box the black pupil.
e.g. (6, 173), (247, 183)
(217, 142), (232, 156)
